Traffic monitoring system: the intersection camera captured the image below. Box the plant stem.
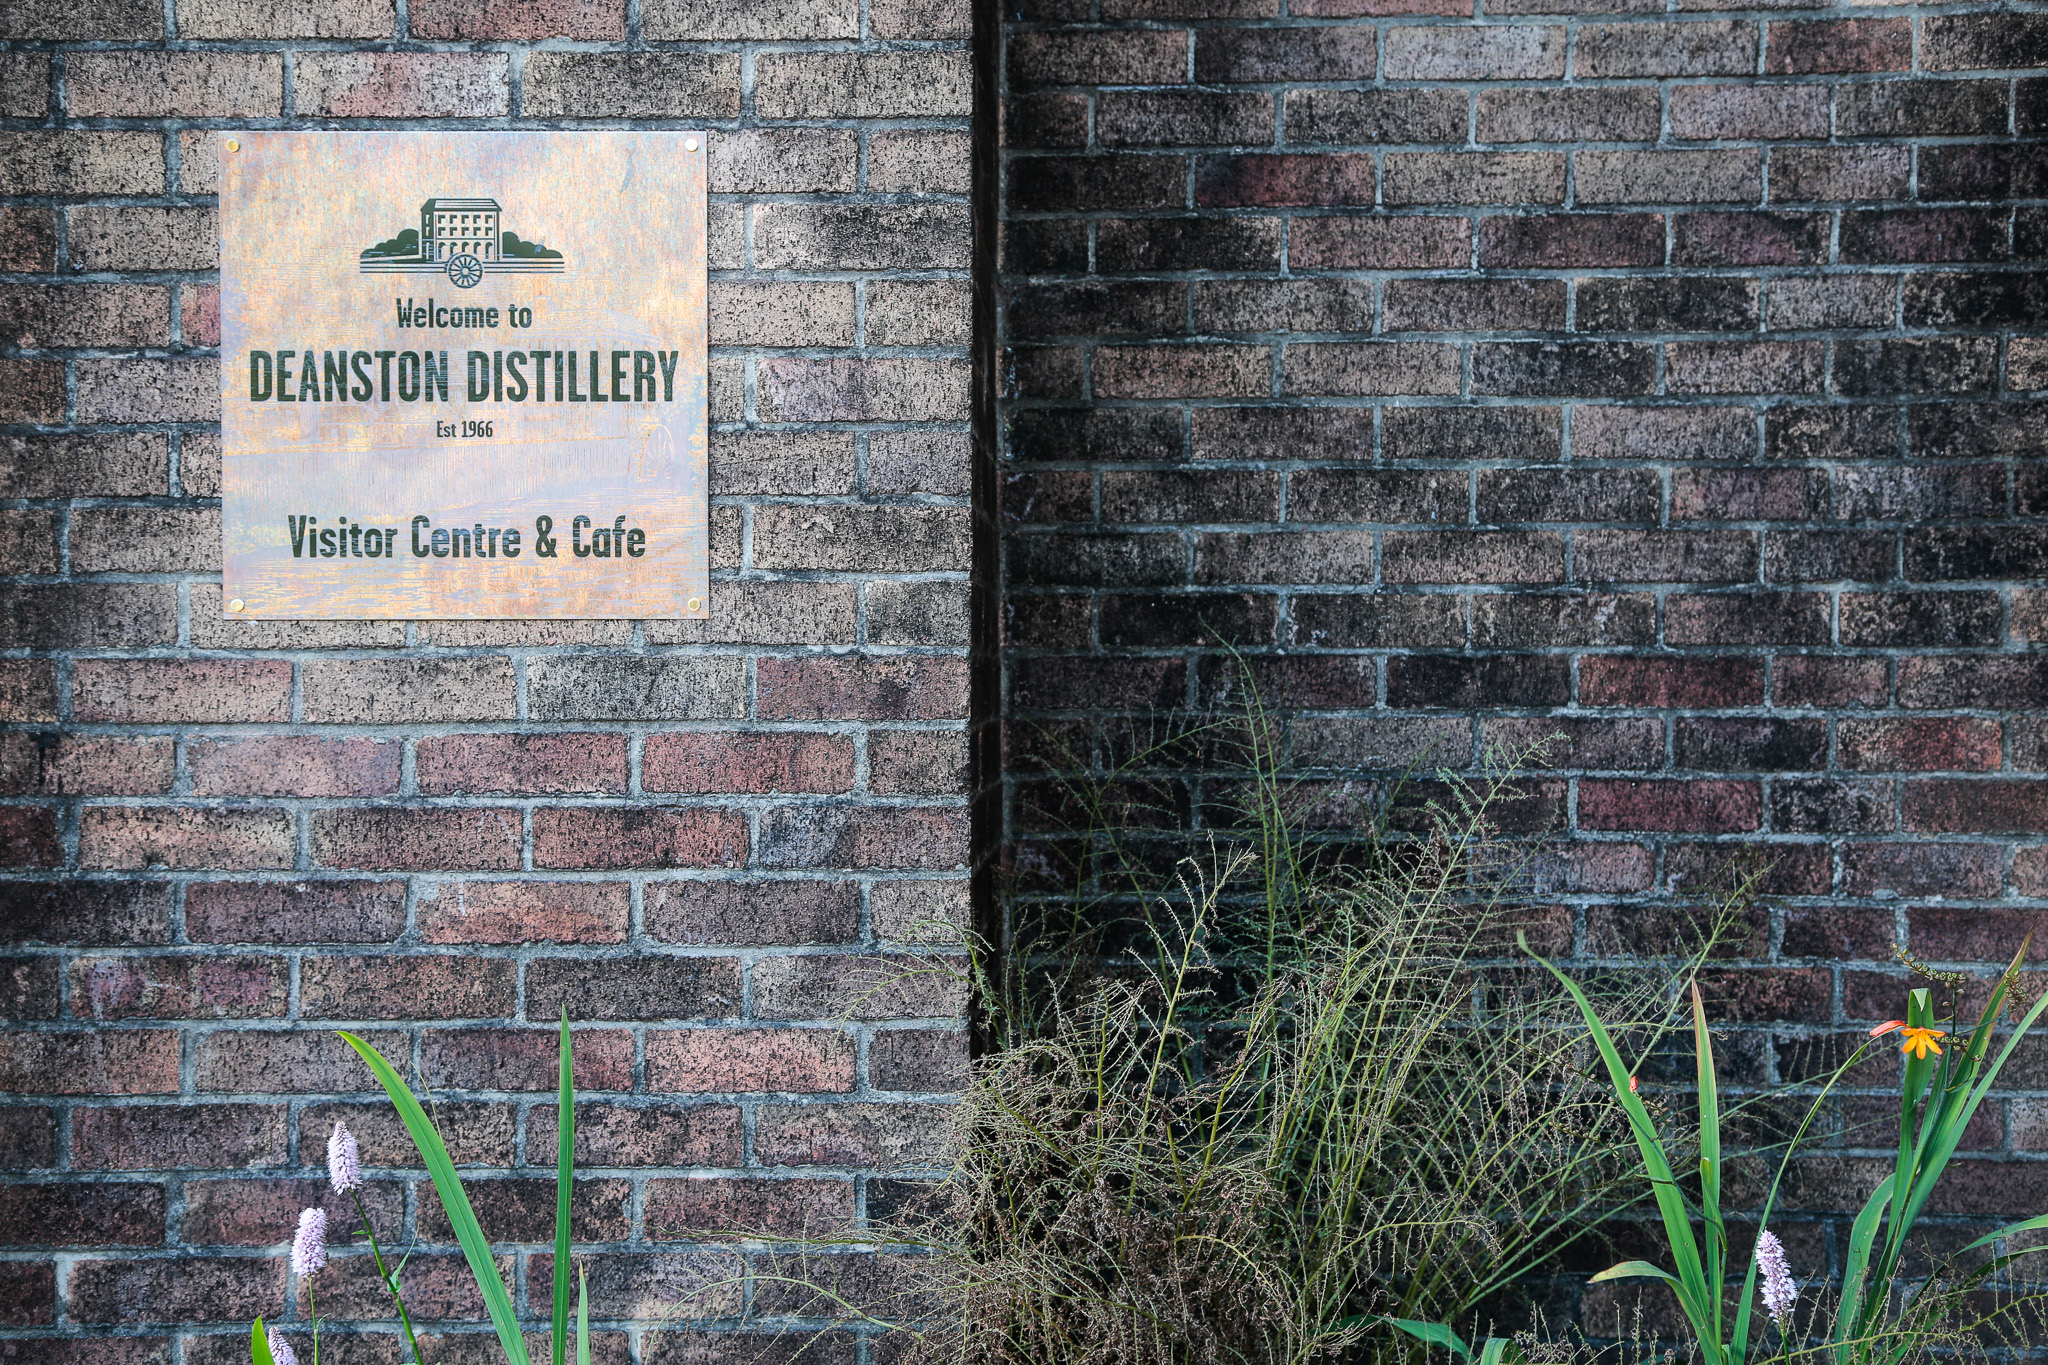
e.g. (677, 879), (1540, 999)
(308, 1282), (319, 1365)
(351, 1187), (426, 1364)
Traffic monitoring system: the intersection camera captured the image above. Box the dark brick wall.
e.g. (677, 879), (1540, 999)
(998, 0), (2048, 1299)
(0, 0), (975, 1356)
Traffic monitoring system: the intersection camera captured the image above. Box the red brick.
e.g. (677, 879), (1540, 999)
(0, 661), (58, 722)
(72, 660), (291, 725)
(188, 737), (401, 798)
(1694, 968), (1831, 1024)
(410, 0), (622, 36)
(645, 1028), (856, 1092)
(0, 882), (169, 946)
(1579, 655), (1764, 708)
(2, 361), (65, 423)
(0, 807), (58, 867)
(301, 658), (517, 724)
(647, 1177), (853, 1238)
(1844, 842), (2005, 899)
(80, 807), (296, 870)
(1839, 718), (2001, 772)
(185, 880), (404, 944)
(1283, 342), (1461, 396)
(0, 1262), (52, 1326)
(1383, 532), (1565, 584)
(754, 954), (969, 1020)
(0, 735), (173, 797)
(531, 807), (746, 869)
(301, 954), (516, 1019)
(70, 955), (286, 1021)
(645, 880), (860, 946)
(69, 1259), (281, 1324)
(417, 733), (627, 795)
(0, 1106), (56, 1168)
(0, 1030), (180, 1095)
(528, 955), (739, 1021)
(181, 283), (220, 346)
(643, 732), (856, 794)
(416, 1175), (630, 1244)
(194, 1028), (405, 1093)
(67, 51), (281, 116)
(293, 51), (508, 116)
(757, 805), (970, 870)
(180, 1176), (400, 1247)
(312, 807), (522, 870)
(0, 1183), (163, 1247)
(1772, 657), (1889, 710)
(72, 1104), (286, 1169)
(0, 208), (56, 272)
(416, 880), (629, 944)
(419, 1027), (632, 1091)
(531, 1102), (740, 1167)
(1195, 153), (1376, 208)
(753, 1104), (950, 1167)
(1576, 529), (1756, 583)
(1904, 781), (2048, 834)
(758, 657), (968, 721)
(303, 1099), (512, 1166)
(1765, 19), (1910, 73)
(872, 1029), (971, 1091)
(1289, 215), (1470, 269)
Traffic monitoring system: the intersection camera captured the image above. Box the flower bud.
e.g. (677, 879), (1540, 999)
(291, 1206), (328, 1276)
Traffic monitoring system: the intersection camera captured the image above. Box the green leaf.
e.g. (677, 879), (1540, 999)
(1835, 1172), (1894, 1355)
(1965, 1212), (2048, 1255)
(251, 1317), (276, 1365)
(1528, 945), (1712, 1335)
(338, 1030), (531, 1365)
(1381, 1317), (1472, 1361)
(576, 1263), (591, 1365)
(1589, 1261), (1684, 1286)
(1691, 982), (1726, 1354)
(1477, 1337), (1519, 1365)
(553, 1010), (575, 1365)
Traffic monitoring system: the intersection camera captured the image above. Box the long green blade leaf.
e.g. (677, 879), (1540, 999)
(1382, 1317), (1471, 1360)
(553, 1010), (574, 1365)
(1966, 1212), (2048, 1255)
(1692, 983), (1725, 1354)
(1835, 1173), (1893, 1356)
(577, 1263), (591, 1365)
(252, 1317), (277, 1365)
(1530, 948), (1712, 1332)
(338, 1030), (531, 1365)
(1589, 1260), (1684, 1286)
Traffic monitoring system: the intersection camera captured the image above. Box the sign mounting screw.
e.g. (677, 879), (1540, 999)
(225, 138), (239, 152)
(228, 599), (245, 612)
(687, 597), (701, 612)
(685, 138), (699, 151)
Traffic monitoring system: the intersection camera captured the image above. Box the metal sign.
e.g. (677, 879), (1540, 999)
(219, 132), (708, 618)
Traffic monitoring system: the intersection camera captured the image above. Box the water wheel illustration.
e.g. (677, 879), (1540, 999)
(446, 253), (484, 288)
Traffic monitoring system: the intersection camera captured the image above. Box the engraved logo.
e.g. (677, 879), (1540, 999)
(359, 197), (566, 289)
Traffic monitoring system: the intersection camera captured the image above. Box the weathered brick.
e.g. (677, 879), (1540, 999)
(76, 357), (217, 423)
(187, 880), (406, 945)
(1575, 21), (1756, 77)
(70, 955), (286, 1021)
(0, 132), (164, 196)
(302, 658), (516, 724)
(532, 807), (747, 869)
(1384, 26), (1565, 79)
(1477, 88), (1660, 144)
(756, 805), (969, 870)
(644, 732), (856, 794)
(528, 956), (739, 1021)
(0, 1031), (181, 1096)
(1384, 152), (1565, 206)
(410, 0), (623, 37)
(1576, 150), (1761, 205)
(416, 881), (628, 946)
(311, 807), (522, 871)
(67, 53), (281, 117)
(1766, 19), (1910, 74)
(0, 285), (169, 350)
(81, 808), (296, 871)
(646, 880), (859, 946)
(417, 733), (626, 796)
(293, 52), (509, 117)
(176, 0), (394, 36)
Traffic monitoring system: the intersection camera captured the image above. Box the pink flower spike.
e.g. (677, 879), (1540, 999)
(268, 1327), (300, 1365)
(291, 1206), (328, 1276)
(326, 1122), (362, 1194)
(1756, 1230), (1797, 1328)
(1869, 1020), (1906, 1038)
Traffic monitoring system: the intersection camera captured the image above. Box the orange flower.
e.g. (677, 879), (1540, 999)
(1899, 1026), (1946, 1060)
(1869, 1020), (1905, 1038)
(1629, 1076), (1639, 1094)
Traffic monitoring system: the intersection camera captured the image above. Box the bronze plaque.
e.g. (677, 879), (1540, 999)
(219, 132), (709, 618)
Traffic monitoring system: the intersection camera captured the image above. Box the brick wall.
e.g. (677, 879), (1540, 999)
(0, 0), (977, 1355)
(998, 0), (2048, 1299)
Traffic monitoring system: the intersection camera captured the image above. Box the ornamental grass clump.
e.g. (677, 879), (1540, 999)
(719, 717), (1733, 1365)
